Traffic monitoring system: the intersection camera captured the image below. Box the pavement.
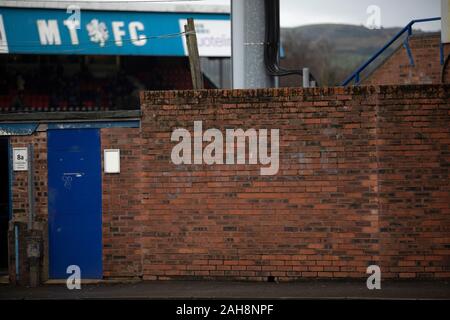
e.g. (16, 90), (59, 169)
(1, 279), (450, 300)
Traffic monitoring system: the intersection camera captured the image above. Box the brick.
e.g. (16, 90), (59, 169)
(7, 82), (450, 283)
(365, 34), (450, 85)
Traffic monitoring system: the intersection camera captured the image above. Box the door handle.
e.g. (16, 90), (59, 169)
(63, 172), (85, 178)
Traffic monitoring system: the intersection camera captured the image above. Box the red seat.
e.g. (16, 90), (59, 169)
(42, 95), (49, 111)
(0, 96), (8, 109)
(59, 100), (68, 111)
(84, 100), (94, 110)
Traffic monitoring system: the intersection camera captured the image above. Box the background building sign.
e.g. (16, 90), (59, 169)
(179, 19), (231, 57)
(0, 7), (230, 56)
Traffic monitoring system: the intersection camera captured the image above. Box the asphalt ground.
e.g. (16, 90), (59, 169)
(0, 279), (449, 300)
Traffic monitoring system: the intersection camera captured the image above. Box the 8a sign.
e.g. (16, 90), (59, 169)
(13, 147), (28, 171)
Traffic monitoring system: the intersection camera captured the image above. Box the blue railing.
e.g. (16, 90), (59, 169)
(342, 17), (442, 86)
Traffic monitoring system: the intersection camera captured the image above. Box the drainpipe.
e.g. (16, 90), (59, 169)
(26, 143), (40, 287)
(27, 144), (34, 230)
(14, 224), (19, 282)
(303, 68), (310, 88)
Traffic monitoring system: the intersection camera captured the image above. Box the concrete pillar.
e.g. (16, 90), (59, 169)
(303, 68), (310, 88)
(442, 0), (450, 44)
(231, 0), (274, 89)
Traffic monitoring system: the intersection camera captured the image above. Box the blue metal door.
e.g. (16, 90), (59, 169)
(48, 129), (102, 279)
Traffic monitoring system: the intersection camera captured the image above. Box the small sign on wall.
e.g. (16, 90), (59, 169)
(13, 147), (28, 171)
(104, 149), (120, 173)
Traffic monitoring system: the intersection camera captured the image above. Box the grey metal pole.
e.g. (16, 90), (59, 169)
(219, 58), (224, 89)
(27, 144), (34, 230)
(442, 0), (449, 44)
(231, 0), (274, 89)
(303, 68), (310, 88)
(15, 224), (19, 281)
(231, 0), (244, 89)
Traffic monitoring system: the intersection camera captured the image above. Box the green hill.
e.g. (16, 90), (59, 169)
(280, 24), (411, 86)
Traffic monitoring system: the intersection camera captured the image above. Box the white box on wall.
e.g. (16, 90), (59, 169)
(104, 149), (120, 173)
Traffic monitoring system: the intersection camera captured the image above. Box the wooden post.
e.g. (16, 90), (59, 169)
(184, 18), (204, 90)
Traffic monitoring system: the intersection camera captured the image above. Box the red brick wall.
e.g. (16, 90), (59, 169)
(6, 84), (450, 282)
(8, 127), (146, 282)
(377, 86), (450, 278)
(9, 133), (48, 283)
(138, 85), (450, 280)
(365, 34), (450, 85)
(101, 127), (143, 278)
(10, 133), (48, 224)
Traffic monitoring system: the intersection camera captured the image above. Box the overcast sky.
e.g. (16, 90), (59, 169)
(201, 0), (441, 30)
(23, 0), (442, 30)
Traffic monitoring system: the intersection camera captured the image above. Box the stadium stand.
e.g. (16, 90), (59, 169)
(0, 56), (215, 113)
